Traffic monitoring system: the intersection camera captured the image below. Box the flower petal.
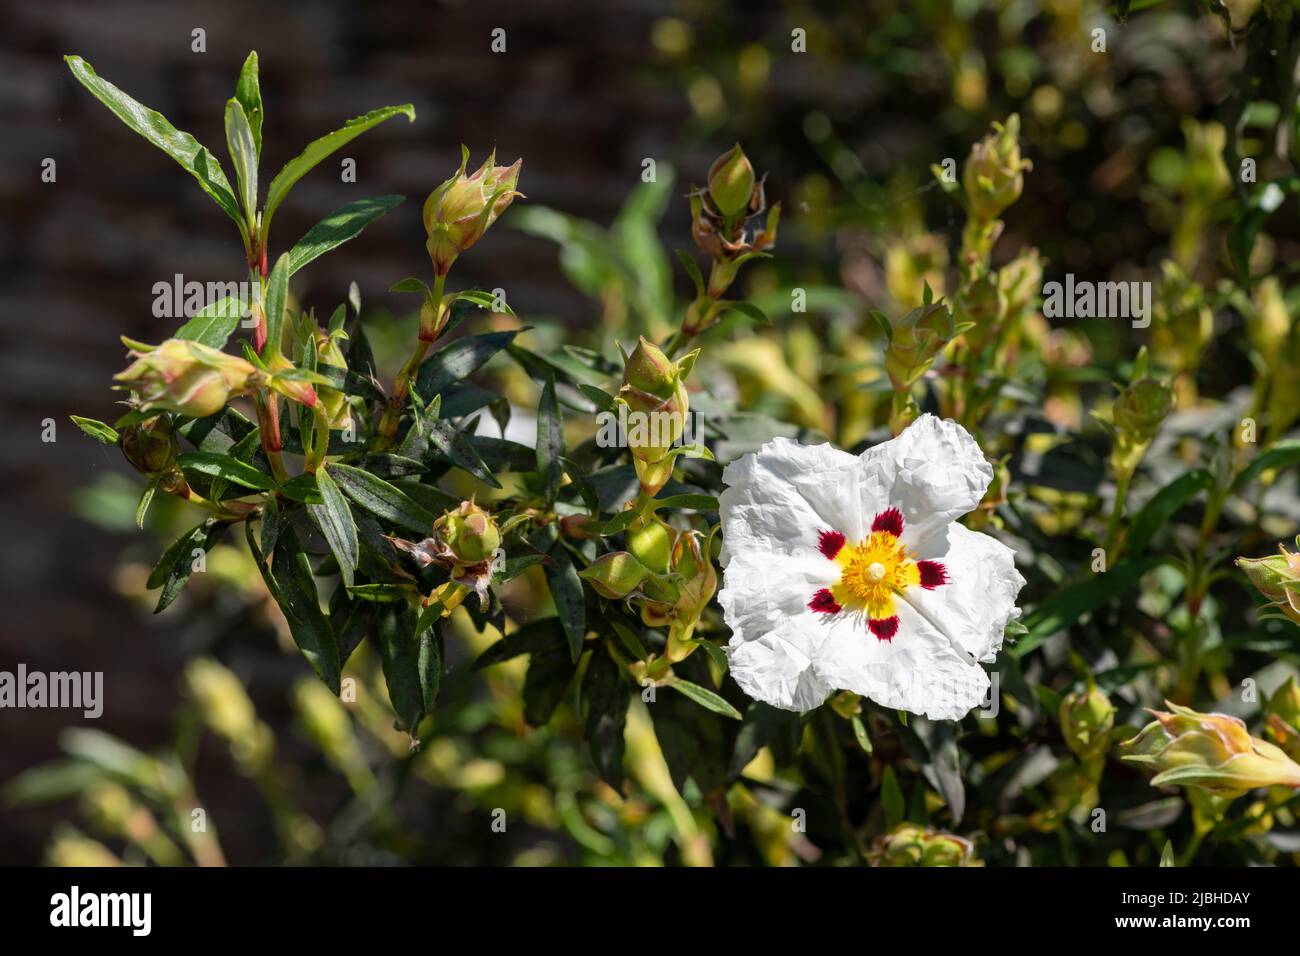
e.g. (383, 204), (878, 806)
(857, 414), (992, 547)
(719, 437), (869, 562)
(811, 602), (991, 720)
(903, 522), (1025, 664)
(726, 619), (835, 712)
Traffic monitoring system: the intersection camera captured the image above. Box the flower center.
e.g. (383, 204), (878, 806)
(834, 531), (919, 620)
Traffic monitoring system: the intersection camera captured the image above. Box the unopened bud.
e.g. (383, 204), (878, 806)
(1121, 701), (1300, 795)
(423, 148), (523, 276)
(707, 144), (757, 219)
(869, 823), (978, 867)
(1059, 683), (1115, 759)
(114, 338), (262, 418)
(579, 551), (651, 599)
(962, 114), (1031, 221)
(435, 500), (501, 565)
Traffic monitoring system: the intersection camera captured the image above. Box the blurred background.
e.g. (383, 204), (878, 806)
(0, 0), (1289, 864)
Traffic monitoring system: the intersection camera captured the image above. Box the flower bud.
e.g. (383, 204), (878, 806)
(1113, 378), (1173, 444)
(1121, 701), (1300, 795)
(883, 301), (959, 391)
(869, 823), (977, 867)
(559, 513), (603, 541)
(1152, 261), (1213, 378)
(626, 517), (675, 574)
(637, 573), (681, 626)
(1265, 676), (1300, 761)
(1236, 537), (1300, 626)
(954, 270), (1005, 354)
(618, 338), (696, 482)
(1059, 683), (1115, 759)
(114, 338), (262, 418)
(962, 114), (1032, 221)
(313, 329), (353, 431)
(423, 148), (523, 276)
(434, 500), (501, 565)
(670, 529), (717, 626)
(119, 415), (180, 477)
(579, 551), (651, 599)
(707, 144), (757, 219)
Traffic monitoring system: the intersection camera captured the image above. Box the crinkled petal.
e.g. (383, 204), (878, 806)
(719, 438), (870, 563)
(858, 414), (992, 547)
(904, 522), (1026, 664)
(726, 621), (835, 713)
(812, 603), (991, 721)
(719, 551), (839, 711)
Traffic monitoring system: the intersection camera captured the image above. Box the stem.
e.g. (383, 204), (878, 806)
(1103, 471), (1132, 561)
(375, 274), (447, 450)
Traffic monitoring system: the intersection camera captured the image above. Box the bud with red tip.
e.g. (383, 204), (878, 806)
(423, 147), (523, 276)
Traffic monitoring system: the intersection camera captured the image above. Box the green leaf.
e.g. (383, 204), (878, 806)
(178, 451), (276, 490)
(135, 478), (158, 529)
(174, 296), (247, 349)
(307, 465), (359, 588)
(346, 583), (409, 602)
(583, 645), (629, 788)
(263, 253), (290, 357)
(424, 419), (503, 489)
(415, 330), (521, 399)
(1014, 556), (1165, 657)
(262, 523), (340, 693)
(609, 621), (649, 662)
(1228, 175), (1300, 282)
(70, 416), (119, 445)
(261, 104), (415, 239)
(881, 765), (905, 827)
(234, 51), (263, 158)
(378, 605), (434, 731)
(148, 520), (229, 613)
(537, 377), (564, 507)
(287, 195), (404, 275)
(472, 617), (565, 670)
(675, 249), (706, 298)
(577, 383), (617, 413)
(327, 462), (436, 534)
(523, 636), (580, 727)
(850, 715), (873, 754)
(64, 55), (244, 233)
(544, 543), (586, 661)
(1126, 469), (1212, 555)
(223, 98), (258, 222)
(1232, 440), (1300, 493)
(1159, 840), (1176, 867)
(600, 510), (639, 536)
(668, 678), (742, 719)
(719, 301), (770, 326)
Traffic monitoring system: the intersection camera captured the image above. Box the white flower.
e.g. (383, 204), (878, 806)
(717, 414), (1025, 720)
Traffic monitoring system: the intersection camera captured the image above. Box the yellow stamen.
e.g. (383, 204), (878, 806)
(830, 530), (919, 620)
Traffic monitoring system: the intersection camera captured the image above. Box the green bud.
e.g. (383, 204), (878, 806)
(423, 148), (523, 276)
(869, 823), (978, 867)
(114, 338), (263, 418)
(962, 114), (1031, 221)
(883, 301), (958, 391)
(1059, 683), (1115, 759)
(707, 144), (757, 219)
(434, 500), (501, 565)
(626, 517), (674, 574)
(119, 415), (180, 477)
(1121, 701), (1300, 795)
(1237, 537), (1300, 626)
(1113, 378), (1173, 443)
(579, 551), (651, 599)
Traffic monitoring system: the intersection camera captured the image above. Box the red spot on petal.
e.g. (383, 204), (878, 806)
(917, 560), (948, 589)
(871, 507), (904, 538)
(809, 589), (841, 615)
(868, 616), (899, 641)
(817, 530), (845, 560)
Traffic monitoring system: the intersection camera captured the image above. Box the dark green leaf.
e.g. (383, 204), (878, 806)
(537, 377), (564, 506)
(64, 55), (244, 231)
(1232, 440), (1300, 493)
(668, 678), (742, 719)
(174, 296), (247, 349)
(263, 254), (290, 356)
(523, 635), (580, 726)
(1014, 556), (1165, 657)
(308, 465), (359, 588)
(472, 617), (565, 670)
(415, 330), (521, 399)
(261, 104), (415, 236)
(544, 544), (586, 661)
(1127, 469), (1212, 555)
(328, 462), (436, 534)
(149, 520), (229, 613)
(287, 195), (404, 275)
(178, 451), (276, 490)
(268, 524), (340, 693)
(234, 51), (263, 157)
(583, 645), (629, 788)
